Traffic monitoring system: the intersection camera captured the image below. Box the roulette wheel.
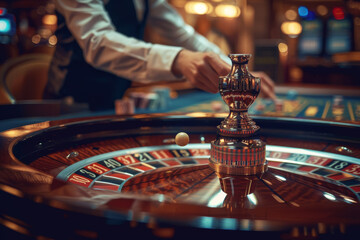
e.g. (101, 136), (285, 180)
(0, 55), (359, 239)
(0, 113), (359, 240)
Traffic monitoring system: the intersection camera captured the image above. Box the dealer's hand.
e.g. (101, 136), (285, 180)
(172, 50), (276, 100)
(172, 49), (230, 93)
(252, 71), (276, 101)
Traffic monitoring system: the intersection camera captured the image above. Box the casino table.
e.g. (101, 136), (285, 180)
(0, 86), (359, 132)
(0, 110), (360, 239)
(168, 89), (360, 122)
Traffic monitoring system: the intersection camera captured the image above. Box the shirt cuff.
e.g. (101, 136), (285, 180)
(147, 44), (183, 81)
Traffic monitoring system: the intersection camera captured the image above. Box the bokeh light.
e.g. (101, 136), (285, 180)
(317, 5), (328, 16)
(298, 6), (309, 18)
(48, 35), (57, 46)
(281, 21), (302, 37)
(306, 10), (316, 20)
(290, 67), (303, 82)
(333, 7), (345, 20)
(185, 1), (212, 15)
(0, 8), (6, 16)
(0, 19), (10, 33)
(278, 42), (288, 53)
(42, 14), (57, 25)
(32, 34), (41, 44)
(285, 9), (297, 21)
(215, 4), (240, 18)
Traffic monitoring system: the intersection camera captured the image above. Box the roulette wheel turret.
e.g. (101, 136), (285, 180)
(210, 54), (267, 175)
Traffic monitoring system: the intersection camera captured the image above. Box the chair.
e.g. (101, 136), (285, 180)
(0, 53), (53, 104)
(0, 54), (62, 119)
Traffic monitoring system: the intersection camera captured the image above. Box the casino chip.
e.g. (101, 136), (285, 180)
(286, 90), (298, 100)
(275, 99), (284, 112)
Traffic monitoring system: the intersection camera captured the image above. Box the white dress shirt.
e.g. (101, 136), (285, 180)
(55, 0), (228, 84)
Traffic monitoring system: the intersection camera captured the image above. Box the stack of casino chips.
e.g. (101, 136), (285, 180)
(127, 87), (171, 112)
(115, 98), (135, 115)
(332, 95), (344, 120)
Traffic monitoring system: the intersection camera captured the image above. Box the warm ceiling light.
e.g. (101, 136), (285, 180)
(49, 35), (57, 46)
(42, 14), (57, 25)
(278, 42), (288, 53)
(281, 21), (302, 37)
(215, 4), (241, 18)
(32, 34), (41, 44)
(185, 1), (212, 15)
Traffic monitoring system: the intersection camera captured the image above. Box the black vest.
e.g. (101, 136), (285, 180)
(46, 0), (149, 110)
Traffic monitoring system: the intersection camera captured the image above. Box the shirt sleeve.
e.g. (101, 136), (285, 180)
(148, 0), (231, 65)
(55, 0), (183, 83)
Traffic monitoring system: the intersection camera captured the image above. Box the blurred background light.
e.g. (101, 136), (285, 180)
(31, 34), (41, 44)
(285, 9), (297, 21)
(215, 4), (241, 18)
(278, 42), (288, 53)
(185, 1), (212, 15)
(306, 10), (316, 20)
(0, 19), (10, 33)
(0, 8), (6, 16)
(333, 7), (345, 20)
(281, 21), (302, 37)
(42, 14), (57, 25)
(298, 6), (309, 18)
(317, 5), (328, 16)
(289, 67), (303, 82)
(48, 35), (57, 46)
